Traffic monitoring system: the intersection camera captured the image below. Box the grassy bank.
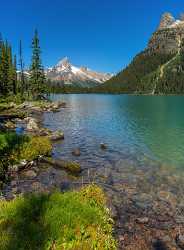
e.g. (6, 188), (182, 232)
(0, 184), (116, 250)
(0, 133), (52, 181)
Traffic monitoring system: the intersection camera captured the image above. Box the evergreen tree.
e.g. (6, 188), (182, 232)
(0, 34), (3, 95)
(30, 29), (46, 98)
(19, 40), (25, 96)
(0, 41), (10, 95)
(12, 55), (17, 95)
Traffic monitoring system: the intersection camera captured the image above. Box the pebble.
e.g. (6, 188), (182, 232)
(23, 170), (37, 178)
(72, 148), (81, 157)
(136, 217), (149, 224)
(11, 181), (17, 187)
(158, 191), (177, 206)
(31, 182), (43, 191)
(100, 143), (107, 150)
(176, 234), (184, 249)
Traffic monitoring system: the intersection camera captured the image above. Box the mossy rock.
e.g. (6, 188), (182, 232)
(42, 157), (81, 174)
(62, 161), (81, 173)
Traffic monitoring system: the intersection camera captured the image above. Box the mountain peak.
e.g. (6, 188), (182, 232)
(158, 12), (175, 30)
(56, 57), (71, 67)
(46, 58), (112, 87)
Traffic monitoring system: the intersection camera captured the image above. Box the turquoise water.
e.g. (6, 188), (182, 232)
(44, 94), (184, 169)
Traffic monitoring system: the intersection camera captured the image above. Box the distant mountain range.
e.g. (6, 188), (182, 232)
(96, 12), (184, 94)
(45, 57), (112, 88)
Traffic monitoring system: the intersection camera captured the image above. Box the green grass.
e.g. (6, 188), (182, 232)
(0, 185), (116, 250)
(0, 133), (52, 181)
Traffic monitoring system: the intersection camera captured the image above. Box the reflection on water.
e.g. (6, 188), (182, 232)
(46, 94), (184, 168)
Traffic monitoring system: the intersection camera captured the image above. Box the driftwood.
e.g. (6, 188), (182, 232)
(40, 157), (81, 174)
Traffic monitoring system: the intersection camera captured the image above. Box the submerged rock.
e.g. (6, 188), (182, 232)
(23, 170), (37, 178)
(100, 143), (107, 150)
(176, 234), (184, 249)
(41, 157), (81, 174)
(72, 148), (81, 157)
(136, 217), (149, 224)
(49, 131), (64, 141)
(158, 191), (177, 206)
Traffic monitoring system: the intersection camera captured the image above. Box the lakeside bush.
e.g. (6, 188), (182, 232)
(0, 184), (116, 250)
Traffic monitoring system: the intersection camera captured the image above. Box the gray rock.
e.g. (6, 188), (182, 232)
(136, 217), (149, 224)
(31, 182), (43, 191)
(175, 216), (184, 224)
(23, 170), (37, 178)
(100, 143), (107, 150)
(26, 118), (39, 131)
(49, 131), (64, 141)
(11, 181), (17, 187)
(176, 234), (184, 249)
(12, 187), (18, 194)
(72, 148), (81, 156)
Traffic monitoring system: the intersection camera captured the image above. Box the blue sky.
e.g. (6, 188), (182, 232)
(0, 0), (184, 73)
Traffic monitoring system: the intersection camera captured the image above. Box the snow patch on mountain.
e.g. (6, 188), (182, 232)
(45, 57), (112, 87)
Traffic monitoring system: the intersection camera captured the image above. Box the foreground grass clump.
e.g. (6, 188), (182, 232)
(0, 133), (52, 181)
(0, 185), (116, 250)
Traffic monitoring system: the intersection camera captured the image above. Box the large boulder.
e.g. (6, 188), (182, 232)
(26, 117), (39, 132)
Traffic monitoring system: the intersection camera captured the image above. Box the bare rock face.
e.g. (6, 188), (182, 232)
(148, 12), (184, 54)
(158, 12), (175, 30)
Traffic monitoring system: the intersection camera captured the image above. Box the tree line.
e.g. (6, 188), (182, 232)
(0, 30), (47, 100)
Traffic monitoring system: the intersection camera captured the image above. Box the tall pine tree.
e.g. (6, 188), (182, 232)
(30, 30), (46, 98)
(19, 40), (25, 96)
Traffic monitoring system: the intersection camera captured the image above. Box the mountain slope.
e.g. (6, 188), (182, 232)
(98, 12), (184, 94)
(45, 57), (112, 88)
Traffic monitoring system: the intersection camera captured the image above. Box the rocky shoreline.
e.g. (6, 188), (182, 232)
(1, 100), (184, 250)
(0, 100), (81, 198)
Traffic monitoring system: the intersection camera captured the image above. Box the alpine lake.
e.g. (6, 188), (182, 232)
(4, 94), (184, 249)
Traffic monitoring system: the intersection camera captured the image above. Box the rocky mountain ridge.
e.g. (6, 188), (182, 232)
(98, 12), (184, 94)
(148, 13), (184, 54)
(45, 57), (112, 87)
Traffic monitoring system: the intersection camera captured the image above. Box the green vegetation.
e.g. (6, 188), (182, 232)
(10, 136), (52, 163)
(0, 133), (27, 180)
(30, 30), (46, 98)
(94, 51), (175, 93)
(0, 185), (116, 250)
(0, 133), (52, 181)
(0, 30), (47, 101)
(49, 50), (184, 95)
